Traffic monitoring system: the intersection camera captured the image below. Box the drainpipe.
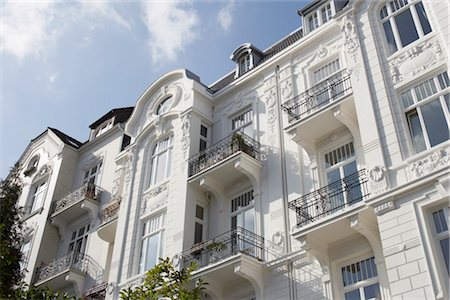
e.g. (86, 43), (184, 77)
(274, 65), (296, 300)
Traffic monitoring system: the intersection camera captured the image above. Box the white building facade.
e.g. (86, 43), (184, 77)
(16, 0), (449, 299)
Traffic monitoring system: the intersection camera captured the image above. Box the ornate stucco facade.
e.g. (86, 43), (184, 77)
(16, 0), (449, 299)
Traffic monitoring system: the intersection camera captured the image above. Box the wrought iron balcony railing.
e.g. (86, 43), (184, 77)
(188, 132), (261, 177)
(181, 227), (283, 270)
(99, 196), (121, 225)
(289, 169), (369, 228)
(282, 70), (352, 123)
(51, 183), (101, 216)
(34, 251), (103, 284)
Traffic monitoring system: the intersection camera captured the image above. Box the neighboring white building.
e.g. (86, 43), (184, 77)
(16, 0), (449, 299)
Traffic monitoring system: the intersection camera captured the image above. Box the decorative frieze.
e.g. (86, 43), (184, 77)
(374, 200), (395, 216)
(142, 182), (169, 214)
(389, 36), (443, 85)
(409, 147), (449, 179)
(264, 88), (277, 133)
(180, 114), (191, 159)
(340, 15), (360, 64)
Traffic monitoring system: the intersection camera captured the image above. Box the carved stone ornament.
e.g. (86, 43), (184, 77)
(172, 254), (181, 267)
(272, 231), (284, 246)
(181, 114), (191, 159)
(374, 200), (395, 215)
(368, 165), (388, 195)
(389, 36), (443, 85)
(340, 16), (360, 64)
(106, 282), (116, 295)
(142, 182), (169, 214)
(124, 150), (136, 184)
(317, 44), (328, 58)
(146, 83), (182, 121)
(264, 88), (277, 133)
(409, 148), (449, 179)
(280, 79), (293, 101)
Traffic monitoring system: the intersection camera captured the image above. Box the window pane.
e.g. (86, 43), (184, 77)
(244, 207), (255, 232)
(383, 21), (398, 54)
(155, 151), (167, 183)
(433, 209), (448, 233)
(194, 222), (203, 244)
(438, 72), (450, 90)
(406, 110), (427, 152)
(401, 90), (414, 108)
(440, 237), (449, 274)
(445, 94), (450, 113)
(145, 234), (159, 271)
(345, 289), (361, 300)
(415, 2), (432, 35)
(196, 205), (204, 219)
(395, 9), (419, 47)
(414, 79), (437, 101)
(421, 99), (450, 147)
(364, 283), (381, 300)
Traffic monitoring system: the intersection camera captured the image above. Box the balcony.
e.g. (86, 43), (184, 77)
(289, 169), (370, 230)
(97, 196), (121, 243)
(282, 70), (356, 144)
(50, 183), (102, 233)
(188, 132), (262, 193)
(34, 251), (103, 296)
(181, 227), (283, 294)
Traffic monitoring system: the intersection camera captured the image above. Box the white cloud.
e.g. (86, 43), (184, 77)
(49, 73), (58, 84)
(79, 1), (131, 31)
(218, 0), (235, 32)
(1, 1), (59, 61)
(142, 1), (200, 66)
(0, 1), (130, 61)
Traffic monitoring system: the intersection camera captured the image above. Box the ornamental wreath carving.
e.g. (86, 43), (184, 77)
(409, 148), (449, 178)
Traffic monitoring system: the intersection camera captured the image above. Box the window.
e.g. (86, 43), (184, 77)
(401, 72), (450, 153)
(157, 96), (173, 115)
(30, 181), (47, 213)
(149, 136), (173, 186)
(431, 208), (449, 274)
(380, 0), (432, 55)
(341, 257), (381, 300)
(231, 190), (254, 232)
(323, 142), (363, 208)
(314, 58), (341, 83)
(194, 205), (205, 244)
(139, 213), (166, 273)
(306, 2), (334, 33)
(20, 240), (32, 271)
(94, 120), (113, 138)
(68, 224), (90, 263)
(239, 55), (251, 74)
(199, 125), (208, 152)
(83, 163), (102, 185)
(231, 109), (253, 137)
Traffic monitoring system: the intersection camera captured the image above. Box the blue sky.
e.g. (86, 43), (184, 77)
(1, 0), (307, 179)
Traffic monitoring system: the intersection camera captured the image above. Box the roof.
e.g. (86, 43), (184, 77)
(89, 107), (134, 129)
(209, 28), (303, 93)
(48, 127), (83, 149)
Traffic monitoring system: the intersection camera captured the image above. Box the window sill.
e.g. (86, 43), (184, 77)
(22, 207), (44, 221)
(386, 32), (435, 61)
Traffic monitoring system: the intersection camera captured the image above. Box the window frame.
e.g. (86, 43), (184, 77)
(305, 0), (336, 33)
(339, 256), (381, 300)
(139, 212), (166, 274)
(430, 206), (449, 276)
(379, 0), (432, 55)
(20, 238), (33, 271)
(199, 124), (209, 153)
(194, 204), (206, 245)
(400, 71), (450, 154)
(231, 108), (254, 137)
(29, 180), (48, 214)
(156, 96), (173, 115)
(149, 135), (174, 187)
(82, 162), (102, 186)
(230, 189), (255, 232)
(239, 54), (251, 75)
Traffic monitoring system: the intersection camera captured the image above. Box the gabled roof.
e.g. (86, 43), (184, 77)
(48, 127), (83, 149)
(209, 28), (303, 93)
(89, 107), (134, 129)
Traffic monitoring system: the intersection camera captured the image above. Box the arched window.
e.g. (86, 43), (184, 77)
(156, 96), (173, 115)
(149, 135), (173, 186)
(380, 0), (432, 55)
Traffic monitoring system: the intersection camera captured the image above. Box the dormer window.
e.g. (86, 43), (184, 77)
(239, 55), (251, 74)
(305, 2), (335, 33)
(156, 96), (173, 115)
(94, 119), (113, 138)
(230, 43), (263, 78)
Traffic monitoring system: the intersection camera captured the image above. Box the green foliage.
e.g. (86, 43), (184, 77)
(10, 282), (76, 300)
(120, 258), (206, 300)
(0, 163), (24, 298)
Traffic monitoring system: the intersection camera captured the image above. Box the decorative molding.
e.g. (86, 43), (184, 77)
(409, 148), (449, 179)
(264, 88), (277, 133)
(180, 114), (191, 159)
(280, 79), (292, 101)
(340, 15), (360, 64)
(389, 36), (443, 85)
(142, 182), (169, 214)
(316, 44), (328, 59)
(368, 165), (388, 196)
(272, 231), (284, 247)
(374, 199), (395, 215)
